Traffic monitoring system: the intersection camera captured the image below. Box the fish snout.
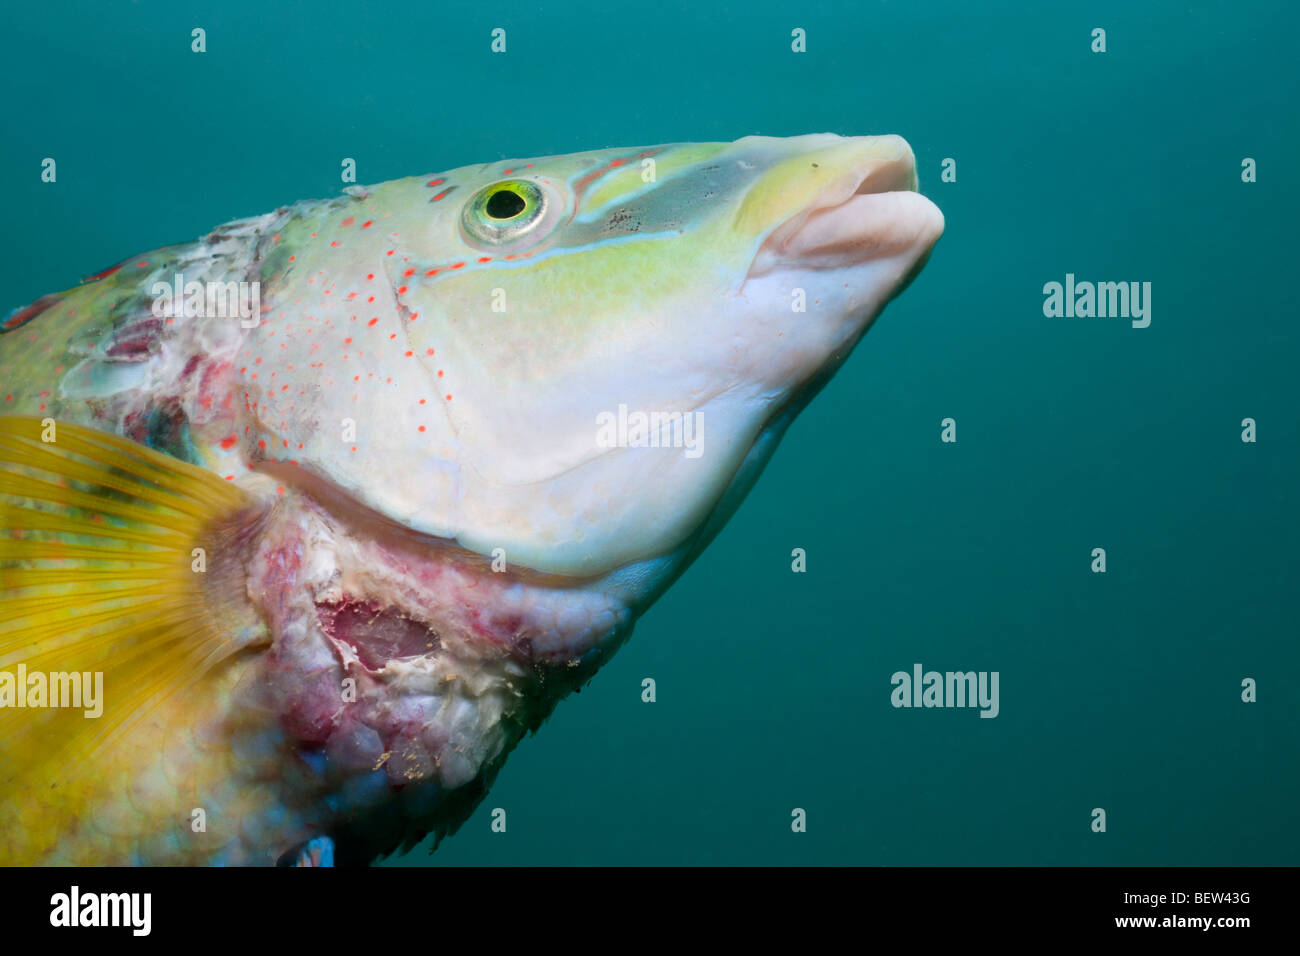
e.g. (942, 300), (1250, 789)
(746, 134), (945, 278)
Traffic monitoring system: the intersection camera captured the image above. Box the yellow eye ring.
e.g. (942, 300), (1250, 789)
(462, 180), (549, 246)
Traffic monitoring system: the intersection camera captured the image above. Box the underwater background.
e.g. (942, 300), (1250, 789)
(1, 0), (1295, 865)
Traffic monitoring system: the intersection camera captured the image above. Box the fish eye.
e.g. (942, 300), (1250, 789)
(461, 179), (556, 249)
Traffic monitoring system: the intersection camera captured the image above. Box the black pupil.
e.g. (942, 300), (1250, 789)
(485, 189), (526, 220)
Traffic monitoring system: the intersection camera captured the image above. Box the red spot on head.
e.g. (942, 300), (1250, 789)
(362, 220), (373, 228)
(219, 435), (238, 449)
(341, 217), (355, 227)
(427, 178), (444, 187)
(477, 256), (492, 263)
(403, 268), (415, 277)
(404, 350), (413, 357)
(367, 317), (379, 327)
(418, 425), (426, 432)
(398, 285), (408, 294)
(431, 190), (449, 201)
(83, 263), (123, 282)
(425, 269), (439, 277)
(258, 439), (267, 450)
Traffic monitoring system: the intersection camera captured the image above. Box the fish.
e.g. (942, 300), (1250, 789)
(0, 133), (944, 865)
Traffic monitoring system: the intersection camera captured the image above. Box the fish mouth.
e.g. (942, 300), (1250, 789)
(747, 142), (945, 277)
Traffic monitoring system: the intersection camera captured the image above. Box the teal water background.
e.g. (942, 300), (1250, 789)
(2, 1), (1296, 865)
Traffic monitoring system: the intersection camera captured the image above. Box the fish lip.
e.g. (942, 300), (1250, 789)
(747, 150), (944, 277)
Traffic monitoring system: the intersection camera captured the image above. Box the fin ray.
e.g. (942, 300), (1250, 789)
(0, 415), (268, 785)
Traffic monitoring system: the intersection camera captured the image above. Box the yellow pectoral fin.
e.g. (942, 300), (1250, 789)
(0, 415), (269, 808)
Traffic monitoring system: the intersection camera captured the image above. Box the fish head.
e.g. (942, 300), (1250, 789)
(395, 134), (941, 584)
(262, 134), (943, 604)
